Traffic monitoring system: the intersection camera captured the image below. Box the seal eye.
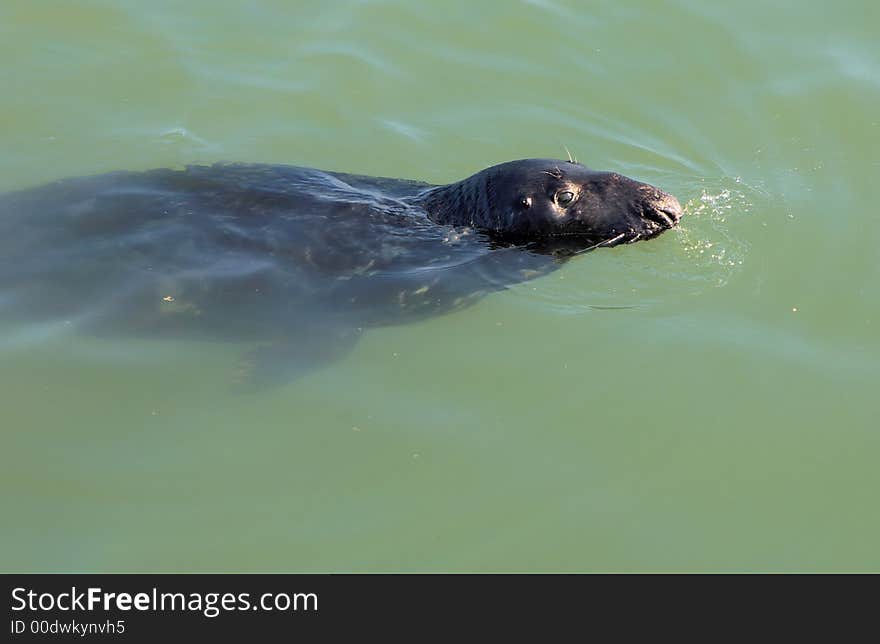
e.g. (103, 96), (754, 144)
(520, 197), (532, 209)
(556, 190), (575, 206)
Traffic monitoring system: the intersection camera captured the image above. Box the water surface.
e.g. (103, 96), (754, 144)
(1, 0), (878, 571)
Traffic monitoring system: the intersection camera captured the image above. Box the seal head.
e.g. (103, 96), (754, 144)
(414, 158), (682, 252)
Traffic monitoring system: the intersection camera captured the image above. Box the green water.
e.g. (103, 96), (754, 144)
(1, 0), (878, 572)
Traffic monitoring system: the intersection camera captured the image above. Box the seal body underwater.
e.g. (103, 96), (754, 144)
(0, 158), (682, 385)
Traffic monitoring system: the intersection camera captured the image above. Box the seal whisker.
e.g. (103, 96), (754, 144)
(571, 232), (627, 256)
(563, 145), (574, 164)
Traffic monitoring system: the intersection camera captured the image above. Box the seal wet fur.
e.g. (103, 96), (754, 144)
(0, 159), (682, 386)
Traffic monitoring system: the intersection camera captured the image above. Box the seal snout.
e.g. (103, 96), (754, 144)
(642, 191), (683, 231)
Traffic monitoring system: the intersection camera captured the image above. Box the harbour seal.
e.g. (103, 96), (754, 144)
(0, 158), (682, 385)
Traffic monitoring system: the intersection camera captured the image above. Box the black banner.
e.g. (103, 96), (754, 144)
(2, 573), (859, 639)
(2, 574), (656, 639)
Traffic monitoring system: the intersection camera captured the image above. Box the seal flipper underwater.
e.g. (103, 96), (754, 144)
(0, 159), (682, 388)
(232, 325), (364, 391)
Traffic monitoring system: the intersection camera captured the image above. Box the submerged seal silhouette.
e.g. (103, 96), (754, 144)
(0, 158), (682, 385)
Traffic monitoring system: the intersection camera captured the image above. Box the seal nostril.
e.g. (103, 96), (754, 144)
(642, 206), (673, 229)
(663, 197), (683, 224)
(663, 194), (683, 220)
(643, 194), (682, 228)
